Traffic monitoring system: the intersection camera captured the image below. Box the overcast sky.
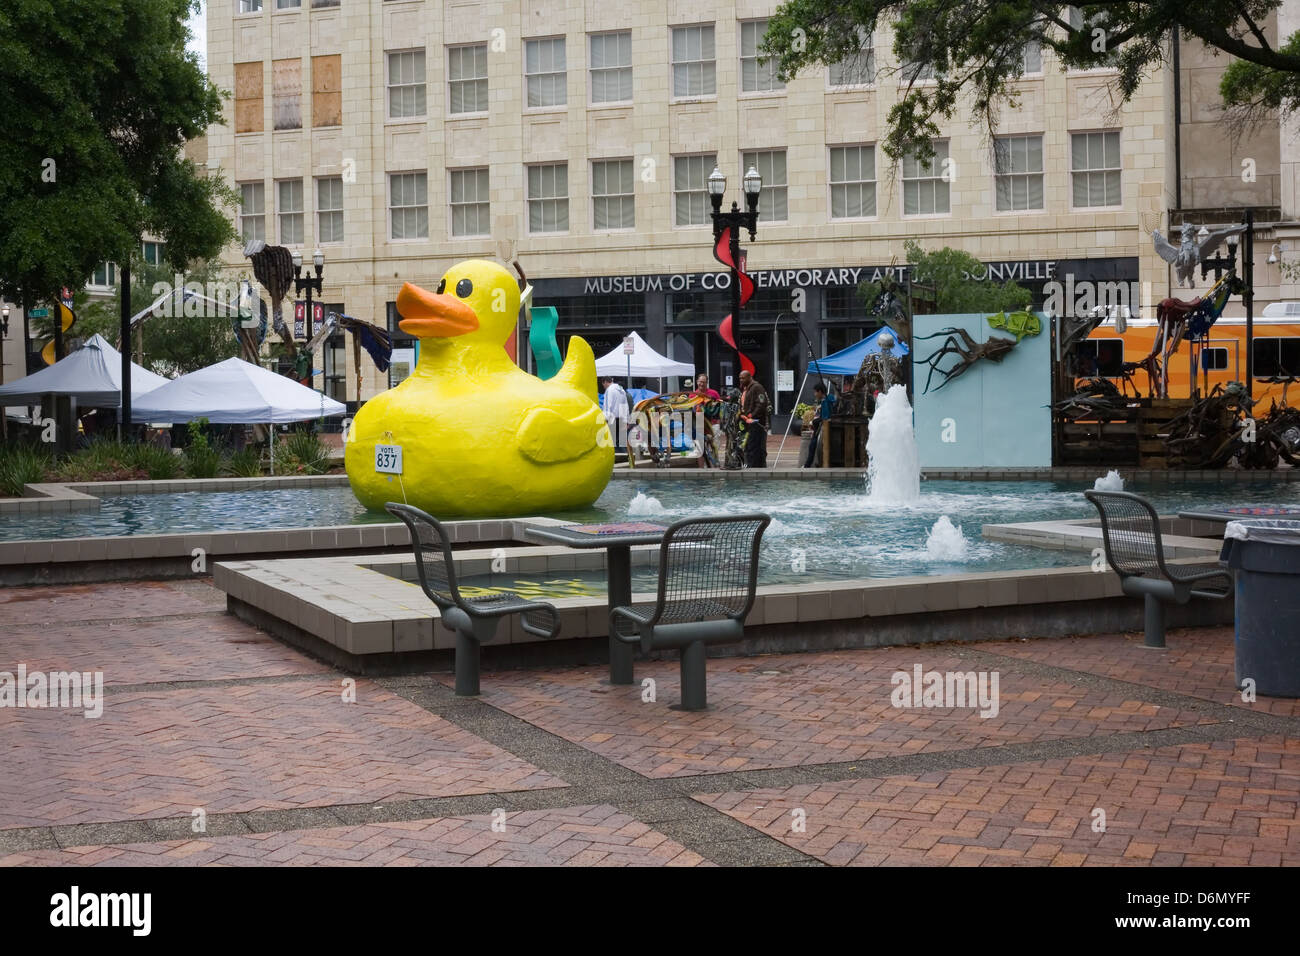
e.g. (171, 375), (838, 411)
(186, 1), (206, 71)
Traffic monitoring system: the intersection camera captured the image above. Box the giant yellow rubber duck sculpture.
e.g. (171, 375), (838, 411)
(346, 259), (613, 517)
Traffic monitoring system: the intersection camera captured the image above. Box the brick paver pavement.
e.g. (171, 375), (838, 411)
(0, 805), (707, 867)
(455, 649), (1214, 777)
(0, 580), (221, 626)
(694, 736), (1300, 866)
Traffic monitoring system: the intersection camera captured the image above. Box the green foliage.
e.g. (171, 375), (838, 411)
(225, 447), (264, 478)
(0, 0), (236, 307)
(183, 418), (222, 478)
(123, 442), (184, 480)
(279, 430), (331, 475)
(863, 240), (1031, 315)
(761, 2), (1300, 162)
(46, 437), (183, 482)
(0, 442), (53, 497)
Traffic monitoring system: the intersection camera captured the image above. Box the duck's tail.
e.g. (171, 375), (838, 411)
(554, 335), (598, 403)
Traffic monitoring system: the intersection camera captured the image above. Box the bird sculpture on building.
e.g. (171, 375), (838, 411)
(1152, 223), (1246, 288)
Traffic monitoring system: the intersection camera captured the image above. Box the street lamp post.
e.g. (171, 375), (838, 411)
(0, 304), (8, 439)
(708, 165), (762, 386)
(1199, 212), (1255, 397)
(292, 248), (324, 391)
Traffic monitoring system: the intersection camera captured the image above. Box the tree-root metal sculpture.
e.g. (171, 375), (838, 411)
(916, 327), (1016, 393)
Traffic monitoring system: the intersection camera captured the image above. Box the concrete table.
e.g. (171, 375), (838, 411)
(523, 521), (671, 684)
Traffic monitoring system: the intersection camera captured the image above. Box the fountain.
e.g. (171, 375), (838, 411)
(1093, 470), (1125, 491)
(924, 515), (969, 560)
(865, 384), (921, 504)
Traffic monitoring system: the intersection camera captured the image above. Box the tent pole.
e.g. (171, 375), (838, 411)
(773, 367), (812, 468)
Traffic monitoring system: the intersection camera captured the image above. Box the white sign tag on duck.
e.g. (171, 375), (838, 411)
(374, 444), (403, 474)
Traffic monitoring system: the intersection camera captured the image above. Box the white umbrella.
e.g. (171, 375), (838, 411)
(593, 331), (693, 392)
(0, 333), (167, 406)
(130, 356), (345, 423)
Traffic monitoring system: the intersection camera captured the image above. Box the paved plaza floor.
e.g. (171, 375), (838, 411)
(1, 579), (1296, 866)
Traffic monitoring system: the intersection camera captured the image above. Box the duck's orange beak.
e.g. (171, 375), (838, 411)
(396, 282), (479, 338)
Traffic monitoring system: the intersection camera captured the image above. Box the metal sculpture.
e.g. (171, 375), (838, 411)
(243, 240), (298, 359)
(855, 330), (905, 400)
(1152, 223), (1246, 288)
(915, 327), (1016, 393)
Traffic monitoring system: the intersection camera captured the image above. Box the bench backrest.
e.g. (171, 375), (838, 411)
(649, 514), (770, 626)
(1083, 490), (1167, 579)
(385, 502), (464, 612)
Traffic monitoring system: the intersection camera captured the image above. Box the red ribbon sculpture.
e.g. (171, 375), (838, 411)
(713, 227), (756, 376)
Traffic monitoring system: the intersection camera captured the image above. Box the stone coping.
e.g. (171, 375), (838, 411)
(613, 467), (1300, 482)
(981, 518), (1226, 558)
(0, 474), (351, 515)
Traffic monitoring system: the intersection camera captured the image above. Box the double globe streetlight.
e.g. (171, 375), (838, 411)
(706, 165), (762, 381)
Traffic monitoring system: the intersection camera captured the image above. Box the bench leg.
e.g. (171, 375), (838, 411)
(679, 640), (707, 711)
(454, 630), (481, 696)
(1143, 594), (1166, 649)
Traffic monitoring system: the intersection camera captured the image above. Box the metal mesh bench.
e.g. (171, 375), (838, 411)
(1083, 490), (1231, 648)
(610, 513), (770, 710)
(386, 503), (560, 695)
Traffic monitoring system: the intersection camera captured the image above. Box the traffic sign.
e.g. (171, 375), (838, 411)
(28, 308), (49, 318)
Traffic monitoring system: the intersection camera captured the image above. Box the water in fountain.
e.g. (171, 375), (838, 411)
(1093, 470), (1125, 491)
(924, 515), (969, 560)
(865, 384), (921, 504)
(627, 491), (667, 516)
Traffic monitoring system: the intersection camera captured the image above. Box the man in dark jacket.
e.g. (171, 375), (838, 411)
(738, 369), (769, 468)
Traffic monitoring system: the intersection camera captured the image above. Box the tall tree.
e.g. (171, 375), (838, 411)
(0, 0), (235, 312)
(858, 241), (1032, 315)
(761, 2), (1300, 161)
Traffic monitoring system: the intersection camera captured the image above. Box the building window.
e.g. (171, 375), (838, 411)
(1067, 6), (1118, 67)
(994, 135), (1044, 211)
(239, 0), (262, 13)
(829, 33), (874, 87)
(389, 172), (428, 240)
(673, 154), (716, 226)
(239, 182), (266, 242)
(672, 25), (716, 98)
(527, 164), (569, 233)
(277, 179), (304, 245)
(234, 62), (263, 133)
(1253, 337), (1300, 377)
(90, 262), (117, 288)
(740, 20), (783, 93)
(312, 54), (342, 127)
(311, 0), (339, 7)
(901, 59), (934, 83)
(450, 168), (490, 237)
(590, 32), (632, 104)
(317, 177), (344, 243)
(902, 142), (950, 215)
(525, 37), (567, 108)
(1071, 131), (1121, 207)
(823, 287), (868, 322)
(742, 150), (787, 221)
(275, 0), (300, 8)
(592, 159), (635, 230)
(272, 58), (302, 130)
(448, 44), (488, 114)
(1020, 39), (1042, 74)
(141, 241), (165, 266)
(387, 50), (426, 119)
(829, 145), (876, 219)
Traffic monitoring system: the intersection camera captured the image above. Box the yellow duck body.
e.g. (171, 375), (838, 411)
(346, 260), (614, 517)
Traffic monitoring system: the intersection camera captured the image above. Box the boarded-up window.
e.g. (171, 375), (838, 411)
(234, 62), (264, 133)
(272, 58), (302, 130)
(312, 54), (342, 127)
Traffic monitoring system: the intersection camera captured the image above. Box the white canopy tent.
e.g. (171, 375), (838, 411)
(593, 331), (694, 391)
(0, 334), (168, 406)
(130, 356), (345, 424)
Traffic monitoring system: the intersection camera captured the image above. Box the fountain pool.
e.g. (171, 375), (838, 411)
(4, 477), (1296, 583)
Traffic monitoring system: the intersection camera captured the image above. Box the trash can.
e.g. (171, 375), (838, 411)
(1220, 519), (1300, 698)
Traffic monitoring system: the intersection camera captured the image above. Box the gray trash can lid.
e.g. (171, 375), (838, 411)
(1224, 518), (1300, 543)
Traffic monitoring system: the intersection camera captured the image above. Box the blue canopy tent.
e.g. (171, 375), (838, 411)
(807, 325), (909, 376)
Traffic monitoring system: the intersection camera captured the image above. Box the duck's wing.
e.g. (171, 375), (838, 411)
(551, 335), (598, 403)
(517, 403), (604, 464)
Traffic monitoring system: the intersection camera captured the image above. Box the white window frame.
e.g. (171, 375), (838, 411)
(526, 163), (569, 234)
(993, 134), (1045, 213)
(1019, 39), (1043, 76)
(141, 241), (165, 267)
(591, 158), (635, 231)
(238, 0), (263, 13)
(828, 145), (877, 220)
(672, 153), (716, 228)
(1066, 6), (1119, 71)
(589, 31), (633, 105)
(525, 37), (567, 110)
(316, 176), (344, 244)
(387, 49), (427, 120)
(901, 141), (951, 217)
(277, 178), (304, 245)
(448, 44), (489, 116)
(239, 182), (266, 242)
(1070, 130), (1122, 209)
(828, 32), (874, 89)
(741, 149), (787, 223)
(275, 0), (300, 9)
(388, 171), (429, 241)
(739, 20), (784, 94)
(89, 262), (117, 289)
(449, 167), (491, 238)
(671, 24), (716, 100)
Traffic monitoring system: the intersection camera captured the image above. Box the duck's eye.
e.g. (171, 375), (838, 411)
(456, 278), (473, 298)
(436, 278), (446, 294)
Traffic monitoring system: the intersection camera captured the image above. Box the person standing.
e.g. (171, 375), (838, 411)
(602, 377), (629, 451)
(692, 374), (721, 467)
(738, 369), (770, 468)
(802, 382), (836, 468)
